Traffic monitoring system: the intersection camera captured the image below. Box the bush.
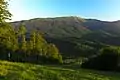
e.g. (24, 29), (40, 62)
(81, 46), (120, 71)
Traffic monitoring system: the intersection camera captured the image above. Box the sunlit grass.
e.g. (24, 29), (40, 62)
(0, 60), (120, 80)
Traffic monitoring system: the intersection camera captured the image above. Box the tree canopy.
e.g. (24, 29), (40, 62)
(0, 0), (12, 23)
(0, 0), (63, 64)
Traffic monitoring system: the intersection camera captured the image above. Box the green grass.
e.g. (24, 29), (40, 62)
(0, 60), (120, 80)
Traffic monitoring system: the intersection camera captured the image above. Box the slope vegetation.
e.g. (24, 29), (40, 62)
(11, 17), (120, 57)
(1, 60), (120, 80)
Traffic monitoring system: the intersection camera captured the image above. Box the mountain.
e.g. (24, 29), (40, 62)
(11, 17), (120, 38)
(84, 19), (120, 35)
(11, 16), (120, 57)
(82, 19), (120, 45)
(11, 17), (90, 38)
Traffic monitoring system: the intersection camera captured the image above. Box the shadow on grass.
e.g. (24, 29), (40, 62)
(0, 76), (5, 80)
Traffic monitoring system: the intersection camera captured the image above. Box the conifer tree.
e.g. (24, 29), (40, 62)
(20, 35), (27, 52)
(18, 24), (26, 36)
(28, 31), (36, 54)
(47, 44), (63, 63)
(35, 32), (47, 55)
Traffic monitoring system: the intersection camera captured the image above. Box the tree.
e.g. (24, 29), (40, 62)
(0, 0), (12, 60)
(0, 24), (18, 60)
(20, 35), (27, 52)
(81, 46), (120, 71)
(47, 44), (63, 63)
(35, 32), (47, 55)
(0, 0), (63, 64)
(18, 24), (27, 36)
(99, 47), (120, 70)
(28, 31), (36, 54)
(18, 24), (27, 52)
(0, 0), (12, 24)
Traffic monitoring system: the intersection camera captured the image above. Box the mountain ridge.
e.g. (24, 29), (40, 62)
(10, 16), (120, 22)
(11, 16), (120, 57)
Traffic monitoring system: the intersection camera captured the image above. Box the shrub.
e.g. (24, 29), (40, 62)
(81, 46), (120, 71)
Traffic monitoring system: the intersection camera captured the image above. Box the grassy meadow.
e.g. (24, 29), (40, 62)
(0, 60), (120, 80)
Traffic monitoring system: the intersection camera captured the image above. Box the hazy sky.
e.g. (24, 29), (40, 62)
(9, 0), (120, 21)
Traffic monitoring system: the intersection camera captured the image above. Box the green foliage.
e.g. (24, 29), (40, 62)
(11, 16), (120, 58)
(0, 23), (63, 64)
(20, 35), (27, 52)
(0, 0), (12, 23)
(81, 46), (120, 71)
(18, 24), (27, 36)
(34, 31), (46, 55)
(18, 24), (27, 52)
(26, 31), (63, 64)
(1, 60), (120, 80)
(100, 46), (120, 56)
(46, 44), (63, 63)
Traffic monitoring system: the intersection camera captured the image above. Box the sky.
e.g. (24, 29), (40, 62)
(8, 0), (120, 21)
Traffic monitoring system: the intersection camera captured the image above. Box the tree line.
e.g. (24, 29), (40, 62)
(0, 24), (63, 64)
(81, 46), (120, 71)
(0, 0), (62, 64)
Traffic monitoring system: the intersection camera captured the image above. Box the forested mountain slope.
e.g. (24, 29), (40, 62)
(11, 17), (120, 57)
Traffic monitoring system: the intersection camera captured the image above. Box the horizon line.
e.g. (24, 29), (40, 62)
(9, 16), (120, 22)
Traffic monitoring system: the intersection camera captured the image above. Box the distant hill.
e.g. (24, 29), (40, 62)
(11, 16), (120, 57)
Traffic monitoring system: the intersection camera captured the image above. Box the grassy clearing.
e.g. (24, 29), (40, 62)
(0, 60), (120, 80)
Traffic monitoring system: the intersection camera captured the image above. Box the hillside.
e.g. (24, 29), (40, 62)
(11, 16), (120, 57)
(11, 17), (90, 38)
(11, 17), (120, 38)
(1, 60), (120, 80)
